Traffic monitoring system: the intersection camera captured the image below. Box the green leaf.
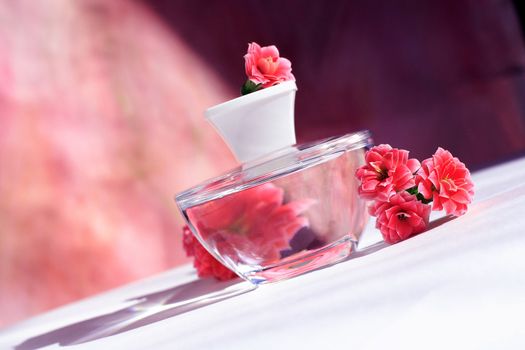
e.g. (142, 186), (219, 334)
(405, 186), (433, 204)
(241, 79), (262, 95)
(416, 193), (433, 204)
(406, 186), (419, 195)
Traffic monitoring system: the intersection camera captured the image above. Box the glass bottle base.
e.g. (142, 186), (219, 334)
(176, 131), (372, 285)
(242, 236), (355, 284)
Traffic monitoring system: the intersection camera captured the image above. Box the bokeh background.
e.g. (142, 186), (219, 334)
(1, 0), (524, 327)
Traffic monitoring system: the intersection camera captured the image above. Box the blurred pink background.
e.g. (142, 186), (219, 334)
(1, 0), (525, 327)
(0, 0), (237, 327)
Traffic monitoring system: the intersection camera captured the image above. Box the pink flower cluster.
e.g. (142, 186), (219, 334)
(182, 225), (237, 281)
(356, 145), (474, 244)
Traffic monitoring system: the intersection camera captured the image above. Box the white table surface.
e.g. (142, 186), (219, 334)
(2, 157), (525, 350)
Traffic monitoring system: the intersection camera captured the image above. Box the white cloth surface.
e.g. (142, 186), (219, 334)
(2, 157), (525, 349)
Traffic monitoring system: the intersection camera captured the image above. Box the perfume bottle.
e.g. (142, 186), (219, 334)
(176, 81), (372, 284)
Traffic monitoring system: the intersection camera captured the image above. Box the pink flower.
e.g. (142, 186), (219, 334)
(370, 192), (431, 244)
(182, 225), (237, 281)
(416, 147), (474, 216)
(356, 144), (420, 201)
(187, 183), (312, 264)
(244, 42), (295, 88)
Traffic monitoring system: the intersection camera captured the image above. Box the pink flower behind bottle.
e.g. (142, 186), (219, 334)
(416, 147), (474, 216)
(182, 226), (237, 281)
(186, 183), (312, 265)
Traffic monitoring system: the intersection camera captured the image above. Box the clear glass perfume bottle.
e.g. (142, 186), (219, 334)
(176, 131), (372, 284)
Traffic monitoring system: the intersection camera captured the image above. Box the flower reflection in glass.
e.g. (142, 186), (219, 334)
(186, 183), (313, 266)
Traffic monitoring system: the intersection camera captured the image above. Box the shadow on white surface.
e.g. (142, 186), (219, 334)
(14, 215), (456, 349)
(15, 278), (256, 349)
(427, 214), (455, 230)
(352, 214), (456, 258)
